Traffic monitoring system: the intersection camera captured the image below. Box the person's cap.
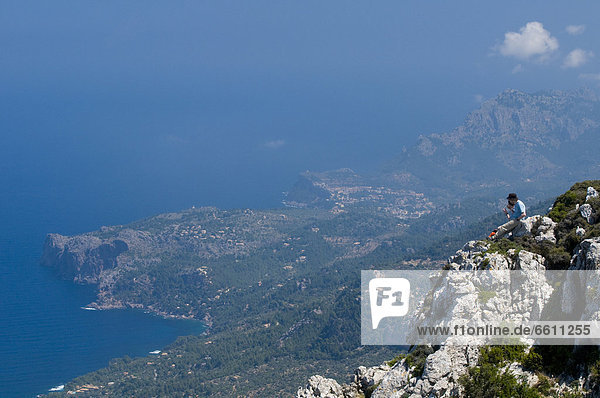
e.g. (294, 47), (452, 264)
(507, 193), (518, 200)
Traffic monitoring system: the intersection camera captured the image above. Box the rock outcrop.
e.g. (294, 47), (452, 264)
(298, 184), (600, 397)
(41, 233), (129, 283)
(580, 203), (595, 224)
(296, 375), (347, 398)
(299, 234), (600, 397)
(587, 187), (599, 202)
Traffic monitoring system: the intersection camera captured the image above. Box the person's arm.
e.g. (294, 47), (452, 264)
(503, 204), (513, 219)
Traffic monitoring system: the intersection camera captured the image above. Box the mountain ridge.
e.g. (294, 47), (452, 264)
(286, 87), (600, 209)
(41, 88), (600, 396)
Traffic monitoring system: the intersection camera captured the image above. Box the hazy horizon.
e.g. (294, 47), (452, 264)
(2, 1), (600, 235)
(2, 3), (600, 396)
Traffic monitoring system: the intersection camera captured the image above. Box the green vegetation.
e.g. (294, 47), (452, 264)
(386, 353), (406, 367)
(548, 190), (579, 223)
(479, 345), (527, 365)
(457, 345), (600, 397)
(548, 181), (600, 223)
(475, 180), (600, 270)
(45, 180), (600, 396)
(526, 346), (600, 377)
(404, 346), (434, 378)
(547, 181), (600, 267)
(478, 289), (496, 304)
(459, 364), (541, 398)
(484, 239), (523, 257)
(521, 350), (543, 372)
(459, 346), (540, 398)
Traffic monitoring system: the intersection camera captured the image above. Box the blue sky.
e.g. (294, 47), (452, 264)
(1, 1), (599, 230)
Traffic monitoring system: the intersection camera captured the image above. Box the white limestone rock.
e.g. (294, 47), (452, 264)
(570, 237), (600, 270)
(297, 375), (345, 398)
(586, 186), (598, 202)
(506, 363), (539, 386)
(580, 204), (594, 224)
(352, 364), (390, 392)
(371, 345), (479, 398)
(535, 216), (557, 244)
(370, 359), (413, 398)
(520, 215), (556, 243)
(298, 234), (600, 397)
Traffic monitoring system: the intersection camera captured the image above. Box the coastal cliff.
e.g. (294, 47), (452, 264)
(40, 87), (600, 396)
(41, 233), (129, 283)
(39, 206), (416, 319)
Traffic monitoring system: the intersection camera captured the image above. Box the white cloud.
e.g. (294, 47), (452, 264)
(512, 64), (524, 74)
(579, 73), (600, 81)
(264, 139), (285, 149)
(499, 22), (559, 61)
(563, 49), (593, 68)
(566, 25), (585, 35)
(474, 94), (484, 103)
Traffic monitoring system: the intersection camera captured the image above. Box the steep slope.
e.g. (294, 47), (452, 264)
(298, 180), (600, 398)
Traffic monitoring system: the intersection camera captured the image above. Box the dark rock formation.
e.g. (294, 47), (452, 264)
(41, 234), (128, 283)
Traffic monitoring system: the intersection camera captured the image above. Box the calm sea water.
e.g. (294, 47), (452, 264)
(0, 78), (456, 397)
(0, 237), (206, 398)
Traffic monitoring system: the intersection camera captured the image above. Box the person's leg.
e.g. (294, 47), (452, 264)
(510, 220), (526, 237)
(493, 219), (519, 240)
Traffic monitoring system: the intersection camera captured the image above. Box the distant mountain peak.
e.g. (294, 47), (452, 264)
(287, 87), (600, 210)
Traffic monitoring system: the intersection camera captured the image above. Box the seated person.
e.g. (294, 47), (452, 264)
(489, 193), (526, 240)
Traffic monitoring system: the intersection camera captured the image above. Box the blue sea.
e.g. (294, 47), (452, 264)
(0, 61), (468, 397)
(0, 230), (207, 398)
(0, 137), (295, 397)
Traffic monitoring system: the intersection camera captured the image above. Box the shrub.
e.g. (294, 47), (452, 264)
(479, 345), (526, 366)
(533, 374), (553, 396)
(386, 353), (405, 367)
(522, 350), (543, 372)
(459, 364), (541, 398)
(548, 180), (600, 223)
(485, 239), (523, 257)
(405, 346), (434, 378)
(589, 360), (600, 387)
(532, 346), (574, 376)
(478, 289), (496, 304)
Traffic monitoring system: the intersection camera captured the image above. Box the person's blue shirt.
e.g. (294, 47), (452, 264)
(509, 200), (526, 220)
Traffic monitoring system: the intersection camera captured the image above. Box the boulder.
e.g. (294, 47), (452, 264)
(580, 204), (594, 224)
(352, 364), (390, 392)
(534, 216), (557, 243)
(586, 186), (599, 202)
(570, 237), (600, 270)
(297, 375), (345, 398)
